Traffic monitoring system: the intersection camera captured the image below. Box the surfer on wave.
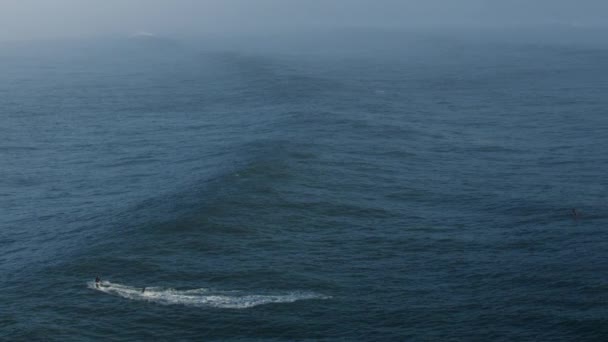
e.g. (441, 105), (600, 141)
(95, 276), (101, 288)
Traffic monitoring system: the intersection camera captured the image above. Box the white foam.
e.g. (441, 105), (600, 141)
(88, 281), (329, 309)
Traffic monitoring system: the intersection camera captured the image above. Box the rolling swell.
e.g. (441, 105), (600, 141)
(3, 39), (608, 340)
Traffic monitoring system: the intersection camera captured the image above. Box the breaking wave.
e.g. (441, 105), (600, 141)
(89, 281), (330, 309)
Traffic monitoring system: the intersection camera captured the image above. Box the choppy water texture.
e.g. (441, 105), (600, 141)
(1, 34), (608, 341)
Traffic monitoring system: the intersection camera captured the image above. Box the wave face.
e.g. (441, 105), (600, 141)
(2, 35), (608, 341)
(89, 281), (329, 309)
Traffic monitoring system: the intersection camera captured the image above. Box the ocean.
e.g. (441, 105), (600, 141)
(1, 31), (608, 340)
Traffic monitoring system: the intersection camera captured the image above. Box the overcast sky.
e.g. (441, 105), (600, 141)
(1, 0), (607, 41)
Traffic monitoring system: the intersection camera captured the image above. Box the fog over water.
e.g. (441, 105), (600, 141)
(1, 0), (608, 41)
(3, 1), (608, 341)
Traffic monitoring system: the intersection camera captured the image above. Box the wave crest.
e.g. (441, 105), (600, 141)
(89, 281), (329, 309)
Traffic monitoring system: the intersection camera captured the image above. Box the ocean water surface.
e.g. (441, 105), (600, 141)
(1, 33), (608, 340)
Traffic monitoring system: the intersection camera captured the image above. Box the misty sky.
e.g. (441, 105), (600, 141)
(1, 0), (607, 41)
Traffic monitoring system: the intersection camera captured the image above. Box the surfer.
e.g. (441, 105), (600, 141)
(95, 276), (101, 288)
(571, 208), (580, 219)
(142, 287), (146, 294)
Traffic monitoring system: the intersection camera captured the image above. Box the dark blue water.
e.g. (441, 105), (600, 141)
(2, 34), (608, 341)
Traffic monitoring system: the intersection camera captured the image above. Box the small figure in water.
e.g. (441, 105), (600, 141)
(142, 287), (146, 294)
(95, 276), (101, 288)
(571, 208), (580, 219)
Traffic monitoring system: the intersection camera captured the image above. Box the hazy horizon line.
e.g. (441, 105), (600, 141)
(1, 23), (607, 44)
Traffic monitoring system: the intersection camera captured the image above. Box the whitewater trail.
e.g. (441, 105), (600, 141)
(89, 281), (330, 309)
